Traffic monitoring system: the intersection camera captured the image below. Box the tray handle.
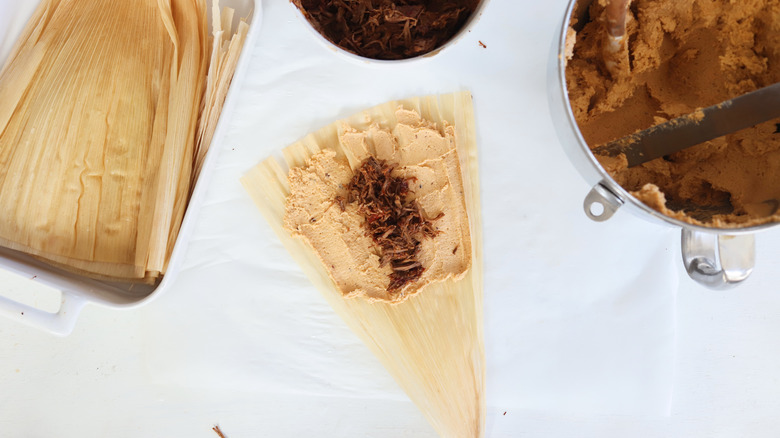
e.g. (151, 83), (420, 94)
(0, 289), (86, 336)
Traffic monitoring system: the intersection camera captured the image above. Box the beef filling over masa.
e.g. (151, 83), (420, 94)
(283, 108), (472, 303)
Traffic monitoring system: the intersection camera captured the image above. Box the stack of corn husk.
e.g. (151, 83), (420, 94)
(0, 0), (247, 283)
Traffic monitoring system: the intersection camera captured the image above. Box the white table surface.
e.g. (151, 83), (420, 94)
(2, 1), (780, 437)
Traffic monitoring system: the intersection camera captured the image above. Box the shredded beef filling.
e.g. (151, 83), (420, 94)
(338, 156), (440, 292)
(293, 0), (480, 60)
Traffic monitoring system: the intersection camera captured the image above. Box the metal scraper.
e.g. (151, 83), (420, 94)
(591, 82), (780, 168)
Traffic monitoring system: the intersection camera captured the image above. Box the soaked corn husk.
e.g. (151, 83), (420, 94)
(242, 92), (485, 438)
(193, 1), (249, 186)
(0, 0), (247, 282)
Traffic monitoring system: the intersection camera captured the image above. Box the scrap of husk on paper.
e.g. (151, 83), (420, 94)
(241, 92), (485, 438)
(0, 0), (247, 283)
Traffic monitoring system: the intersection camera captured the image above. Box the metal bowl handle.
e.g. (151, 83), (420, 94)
(583, 183), (623, 222)
(681, 229), (755, 289)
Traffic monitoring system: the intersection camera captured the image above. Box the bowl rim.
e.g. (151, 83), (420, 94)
(290, 0), (492, 66)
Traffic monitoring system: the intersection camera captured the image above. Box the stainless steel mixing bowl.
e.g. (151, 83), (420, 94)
(547, 0), (775, 289)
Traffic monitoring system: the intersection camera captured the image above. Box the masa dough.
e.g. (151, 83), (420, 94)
(283, 108), (471, 303)
(567, 0), (780, 227)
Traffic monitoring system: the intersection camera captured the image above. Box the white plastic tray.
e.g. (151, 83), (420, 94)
(0, 0), (262, 335)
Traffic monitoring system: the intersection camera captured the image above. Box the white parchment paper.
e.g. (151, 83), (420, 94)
(140, 0), (678, 419)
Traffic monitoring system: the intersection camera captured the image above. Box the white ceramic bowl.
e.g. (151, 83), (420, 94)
(291, 1), (491, 66)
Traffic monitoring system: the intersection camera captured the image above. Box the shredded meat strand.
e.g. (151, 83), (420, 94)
(344, 156), (440, 293)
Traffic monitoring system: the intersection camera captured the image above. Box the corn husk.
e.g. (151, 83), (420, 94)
(242, 92), (485, 438)
(192, 2), (249, 186)
(0, 0), (246, 282)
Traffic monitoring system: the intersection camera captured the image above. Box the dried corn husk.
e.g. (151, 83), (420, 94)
(192, 2), (249, 186)
(242, 92), (485, 438)
(0, 0), (247, 282)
